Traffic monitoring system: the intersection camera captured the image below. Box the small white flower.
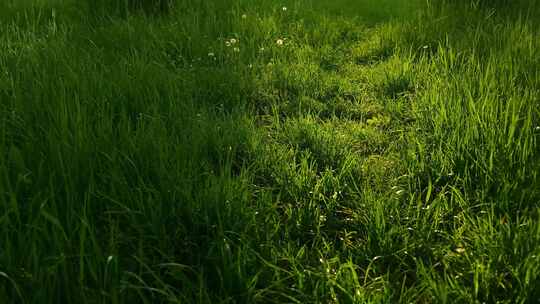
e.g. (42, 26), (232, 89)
(225, 41), (231, 47)
(230, 38), (237, 44)
(282, 6), (287, 11)
(276, 39), (284, 46)
(455, 247), (466, 254)
(242, 14), (247, 19)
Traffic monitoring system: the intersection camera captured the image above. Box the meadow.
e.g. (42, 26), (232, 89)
(0, 0), (539, 302)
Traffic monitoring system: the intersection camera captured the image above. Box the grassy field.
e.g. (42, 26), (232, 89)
(1, 0), (539, 302)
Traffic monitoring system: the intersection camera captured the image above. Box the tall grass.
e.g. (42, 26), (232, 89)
(86, 0), (174, 17)
(0, 0), (538, 303)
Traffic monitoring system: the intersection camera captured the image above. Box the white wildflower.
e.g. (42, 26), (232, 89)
(455, 247), (466, 254)
(276, 39), (284, 46)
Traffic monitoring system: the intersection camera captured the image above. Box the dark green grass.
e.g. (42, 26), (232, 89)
(1, 0), (539, 303)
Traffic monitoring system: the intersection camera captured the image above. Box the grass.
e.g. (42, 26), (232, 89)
(0, 0), (539, 302)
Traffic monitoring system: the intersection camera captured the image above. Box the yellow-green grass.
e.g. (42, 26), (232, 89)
(0, 0), (539, 302)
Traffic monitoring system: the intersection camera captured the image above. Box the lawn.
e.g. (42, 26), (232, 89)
(1, 0), (539, 303)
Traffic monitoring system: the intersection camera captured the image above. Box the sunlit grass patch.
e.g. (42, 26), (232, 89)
(1, 0), (539, 303)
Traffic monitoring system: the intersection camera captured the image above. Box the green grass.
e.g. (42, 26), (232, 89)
(1, 0), (539, 303)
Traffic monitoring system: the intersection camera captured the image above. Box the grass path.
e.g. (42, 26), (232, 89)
(0, 1), (539, 303)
